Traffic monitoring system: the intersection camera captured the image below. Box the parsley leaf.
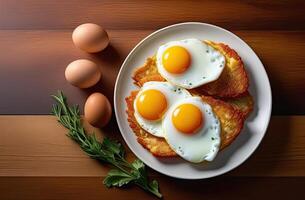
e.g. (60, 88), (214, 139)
(103, 169), (135, 187)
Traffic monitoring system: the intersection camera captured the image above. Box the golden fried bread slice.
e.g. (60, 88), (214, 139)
(125, 91), (176, 157)
(194, 41), (249, 98)
(132, 57), (165, 87)
(125, 91), (245, 157)
(132, 41), (248, 98)
(226, 91), (254, 119)
(201, 95), (244, 149)
(188, 89), (253, 120)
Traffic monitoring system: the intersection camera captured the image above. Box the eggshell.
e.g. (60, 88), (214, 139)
(84, 93), (112, 128)
(72, 23), (109, 53)
(65, 59), (101, 88)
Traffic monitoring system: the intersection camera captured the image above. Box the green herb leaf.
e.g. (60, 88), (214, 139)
(102, 137), (125, 158)
(130, 159), (144, 180)
(103, 169), (135, 187)
(149, 180), (160, 194)
(51, 91), (162, 198)
(132, 159), (145, 170)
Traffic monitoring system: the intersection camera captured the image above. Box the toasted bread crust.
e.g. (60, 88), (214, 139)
(132, 57), (165, 87)
(225, 91), (254, 119)
(126, 91), (245, 156)
(201, 95), (244, 149)
(194, 41), (249, 98)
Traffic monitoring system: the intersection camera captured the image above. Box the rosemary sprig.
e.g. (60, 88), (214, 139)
(51, 91), (162, 198)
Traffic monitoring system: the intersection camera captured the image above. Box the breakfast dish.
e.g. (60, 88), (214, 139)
(156, 39), (226, 89)
(132, 81), (192, 137)
(126, 85), (246, 157)
(115, 22), (271, 179)
(133, 40), (248, 98)
(126, 38), (253, 163)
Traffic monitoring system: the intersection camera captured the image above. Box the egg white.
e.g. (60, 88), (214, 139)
(163, 97), (221, 163)
(133, 81), (191, 138)
(156, 38), (225, 89)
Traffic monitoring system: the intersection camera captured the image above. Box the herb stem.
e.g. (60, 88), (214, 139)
(51, 91), (162, 198)
(135, 182), (162, 198)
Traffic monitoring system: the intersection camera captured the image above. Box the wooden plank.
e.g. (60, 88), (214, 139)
(0, 115), (304, 177)
(0, 30), (126, 114)
(0, 177), (304, 200)
(0, 30), (304, 114)
(239, 31), (305, 115)
(0, 1), (303, 199)
(0, 0), (304, 30)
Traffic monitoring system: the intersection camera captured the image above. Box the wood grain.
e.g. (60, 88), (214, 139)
(0, 177), (304, 200)
(0, 0), (304, 30)
(0, 30), (304, 114)
(1, 1), (305, 199)
(0, 115), (304, 177)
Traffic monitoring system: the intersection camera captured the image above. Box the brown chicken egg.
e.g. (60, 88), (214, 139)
(84, 92), (112, 128)
(65, 59), (101, 88)
(72, 23), (109, 53)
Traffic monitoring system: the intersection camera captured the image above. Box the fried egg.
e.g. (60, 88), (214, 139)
(163, 97), (221, 163)
(156, 38), (225, 89)
(133, 81), (191, 137)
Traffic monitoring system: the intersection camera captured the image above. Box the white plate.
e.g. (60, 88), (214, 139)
(114, 22), (272, 179)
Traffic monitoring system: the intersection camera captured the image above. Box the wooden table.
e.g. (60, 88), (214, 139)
(0, 1), (304, 199)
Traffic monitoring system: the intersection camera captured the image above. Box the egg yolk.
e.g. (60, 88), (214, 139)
(162, 46), (191, 74)
(136, 89), (167, 120)
(172, 104), (203, 134)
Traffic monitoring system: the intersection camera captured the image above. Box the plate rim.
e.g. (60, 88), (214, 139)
(114, 22), (272, 179)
